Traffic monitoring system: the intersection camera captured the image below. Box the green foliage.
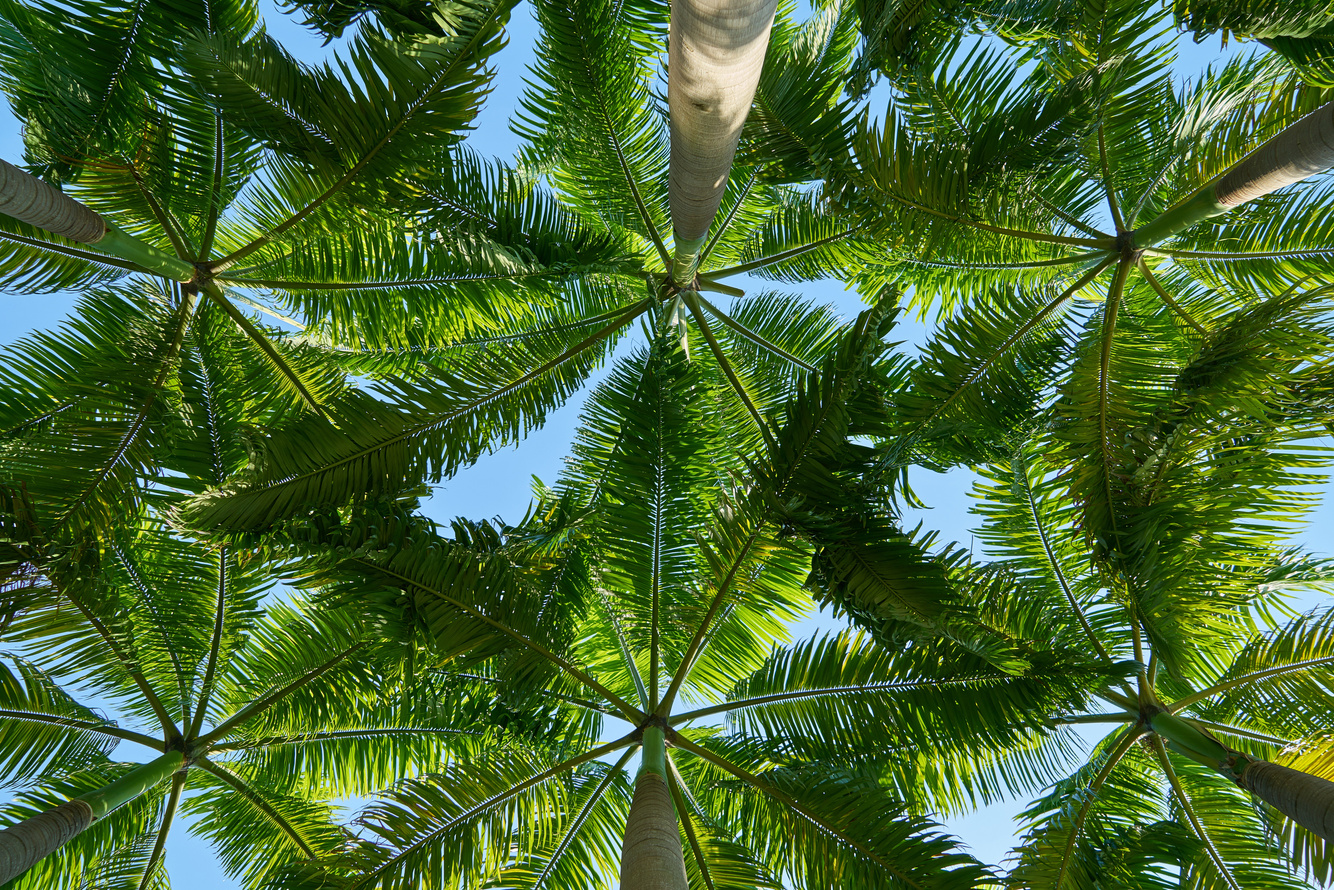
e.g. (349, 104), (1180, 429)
(183, 0), (511, 190)
(2, 0), (1334, 885)
(178, 292), (642, 532)
(740, 2), (859, 183)
(1174, 0), (1334, 85)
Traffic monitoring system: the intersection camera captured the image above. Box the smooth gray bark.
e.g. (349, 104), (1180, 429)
(1241, 758), (1334, 841)
(0, 799), (93, 885)
(1154, 711), (1334, 842)
(0, 159), (106, 243)
(1133, 98), (1334, 247)
(1215, 98), (1334, 207)
(667, 0), (779, 283)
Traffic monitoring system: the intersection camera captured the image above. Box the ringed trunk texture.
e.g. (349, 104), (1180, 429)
(0, 158), (195, 281)
(1153, 712), (1334, 842)
(1214, 98), (1334, 207)
(0, 799), (93, 885)
(1133, 98), (1334, 248)
(619, 727), (687, 890)
(618, 771), (688, 890)
(0, 751), (184, 885)
(1240, 758), (1334, 841)
(0, 159), (106, 243)
(667, 0), (779, 283)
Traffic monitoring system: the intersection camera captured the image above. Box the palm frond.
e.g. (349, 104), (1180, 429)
(178, 293), (644, 532)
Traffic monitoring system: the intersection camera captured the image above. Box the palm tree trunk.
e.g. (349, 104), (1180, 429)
(0, 159), (196, 282)
(0, 751), (184, 884)
(1238, 758), (1334, 841)
(1152, 711), (1334, 840)
(618, 727), (688, 890)
(1133, 98), (1334, 247)
(667, 0), (780, 285)
(0, 159), (106, 243)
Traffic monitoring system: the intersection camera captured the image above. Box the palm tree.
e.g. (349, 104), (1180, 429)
(940, 280), (1334, 886)
(171, 0), (887, 535)
(0, 482), (518, 889)
(825, 0), (1334, 472)
(240, 311), (1112, 889)
(0, 0), (613, 513)
(0, 0), (886, 549)
(0, 229), (554, 885)
(666, 0), (780, 284)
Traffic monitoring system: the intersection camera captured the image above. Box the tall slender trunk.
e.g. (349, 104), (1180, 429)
(0, 751), (184, 885)
(618, 727), (688, 890)
(0, 159), (195, 282)
(1132, 98), (1334, 247)
(0, 159), (106, 243)
(1239, 758), (1334, 841)
(1152, 711), (1334, 840)
(667, 0), (780, 285)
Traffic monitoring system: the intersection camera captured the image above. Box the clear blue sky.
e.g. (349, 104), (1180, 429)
(0, 3), (1330, 886)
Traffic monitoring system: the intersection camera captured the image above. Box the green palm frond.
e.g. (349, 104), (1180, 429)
(268, 740), (627, 890)
(0, 285), (194, 539)
(889, 279), (1091, 467)
(178, 292), (644, 531)
(1184, 607), (1334, 741)
(415, 148), (632, 273)
(585, 343), (726, 702)
(496, 754), (632, 889)
(695, 630), (1097, 815)
(0, 0), (256, 182)
(291, 0), (475, 40)
(1173, 0), (1334, 86)
(739, 1), (858, 184)
(0, 656), (120, 787)
(700, 292), (843, 409)
(515, 0), (670, 260)
(712, 190), (876, 283)
(1168, 182), (1334, 293)
(1055, 280), (1333, 677)
(1009, 735), (1166, 890)
(279, 503), (599, 708)
(216, 672), (497, 799)
(185, 762), (347, 889)
(1156, 751), (1313, 889)
(847, 0), (1076, 93)
(183, 0), (510, 201)
(682, 734), (990, 890)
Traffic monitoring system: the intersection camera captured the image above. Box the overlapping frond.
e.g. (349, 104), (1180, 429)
(681, 734), (990, 890)
(183, 0), (510, 198)
(0, 656), (120, 787)
(1174, 0), (1334, 86)
(0, 0), (256, 181)
(267, 741), (619, 890)
(178, 291), (643, 531)
(739, 1), (858, 183)
(516, 0), (670, 256)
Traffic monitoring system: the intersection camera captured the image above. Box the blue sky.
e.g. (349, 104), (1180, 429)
(1, 3), (1331, 886)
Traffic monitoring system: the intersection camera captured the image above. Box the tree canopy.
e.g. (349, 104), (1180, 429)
(0, 0), (1332, 886)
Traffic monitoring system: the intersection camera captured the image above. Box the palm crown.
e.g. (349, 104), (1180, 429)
(0, 486), (516, 890)
(830, 0), (1334, 471)
(0, 0), (1332, 885)
(948, 277), (1334, 885)
(251, 314), (1115, 889)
